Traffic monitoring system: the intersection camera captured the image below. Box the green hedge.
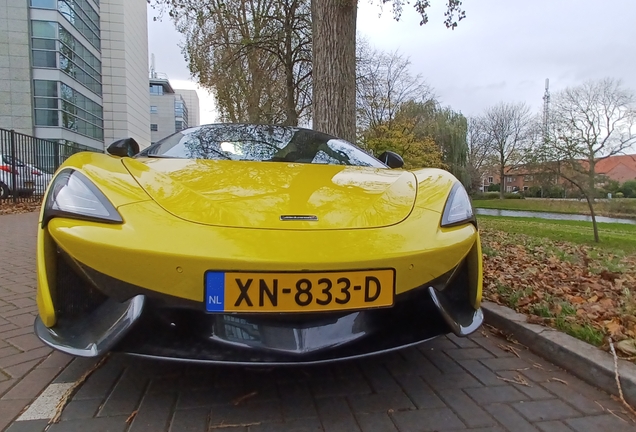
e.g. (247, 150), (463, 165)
(471, 192), (524, 200)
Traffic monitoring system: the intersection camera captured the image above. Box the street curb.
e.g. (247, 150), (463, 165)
(482, 300), (636, 407)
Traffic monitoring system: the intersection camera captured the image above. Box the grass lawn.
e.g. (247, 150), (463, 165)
(479, 214), (636, 353)
(473, 198), (636, 219)
(477, 215), (636, 254)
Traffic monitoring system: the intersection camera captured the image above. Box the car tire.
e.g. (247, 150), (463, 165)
(0, 182), (9, 200)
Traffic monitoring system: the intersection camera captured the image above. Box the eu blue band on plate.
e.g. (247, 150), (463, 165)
(205, 272), (225, 312)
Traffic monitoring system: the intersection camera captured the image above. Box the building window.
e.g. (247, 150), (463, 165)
(175, 120), (183, 131)
(488, 176), (493, 184)
(150, 124), (158, 131)
(60, 83), (103, 140)
(33, 80), (59, 127)
(150, 85), (163, 95)
(150, 106), (158, 114)
(524, 175), (534, 181)
(57, 0), (101, 50)
(523, 186), (529, 191)
(506, 176), (515, 183)
(30, 0), (57, 8)
(31, 21), (102, 96)
(58, 25), (102, 95)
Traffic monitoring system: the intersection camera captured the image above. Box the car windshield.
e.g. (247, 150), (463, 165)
(138, 124), (386, 168)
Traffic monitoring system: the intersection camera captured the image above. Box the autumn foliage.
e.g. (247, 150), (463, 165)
(481, 225), (636, 357)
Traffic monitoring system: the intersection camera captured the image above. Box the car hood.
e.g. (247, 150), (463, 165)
(122, 158), (418, 230)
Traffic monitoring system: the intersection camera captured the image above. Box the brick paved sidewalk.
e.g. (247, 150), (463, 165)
(0, 213), (72, 431)
(10, 332), (636, 432)
(2, 212), (636, 432)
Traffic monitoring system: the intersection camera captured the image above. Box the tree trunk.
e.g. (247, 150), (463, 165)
(499, 163), (505, 199)
(584, 193), (600, 243)
(311, 0), (357, 142)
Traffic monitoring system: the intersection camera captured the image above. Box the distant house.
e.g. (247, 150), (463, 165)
(595, 154), (636, 183)
(483, 154), (636, 194)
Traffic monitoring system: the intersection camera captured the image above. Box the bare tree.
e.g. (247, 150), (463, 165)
(466, 116), (493, 193)
(531, 78), (636, 242)
(151, 0), (312, 125)
(356, 39), (434, 131)
(481, 102), (532, 198)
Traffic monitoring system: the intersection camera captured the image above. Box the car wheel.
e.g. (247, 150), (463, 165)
(0, 182), (9, 200)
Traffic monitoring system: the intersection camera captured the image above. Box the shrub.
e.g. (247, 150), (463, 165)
(504, 193), (523, 199)
(471, 192), (501, 200)
(487, 183), (500, 192)
(616, 192), (625, 198)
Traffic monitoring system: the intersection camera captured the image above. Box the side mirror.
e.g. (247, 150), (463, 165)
(377, 151), (404, 169)
(107, 138), (140, 157)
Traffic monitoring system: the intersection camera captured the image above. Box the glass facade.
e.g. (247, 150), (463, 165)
(30, 0), (101, 50)
(58, 0), (101, 50)
(32, 80), (104, 141)
(30, 21), (102, 96)
(33, 80), (59, 126)
(59, 25), (102, 95)
(150, 84), (164, 95)
(61, 83), (103, 140)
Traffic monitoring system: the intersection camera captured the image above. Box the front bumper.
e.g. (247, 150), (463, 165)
(34, 252), (483, 365)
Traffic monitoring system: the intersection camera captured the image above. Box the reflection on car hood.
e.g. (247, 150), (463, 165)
(123, 158), (418, 230)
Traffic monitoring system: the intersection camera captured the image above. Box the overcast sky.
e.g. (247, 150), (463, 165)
(147, 0), (636, 125)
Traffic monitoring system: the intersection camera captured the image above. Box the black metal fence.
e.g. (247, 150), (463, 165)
(0, 128), (100, 203)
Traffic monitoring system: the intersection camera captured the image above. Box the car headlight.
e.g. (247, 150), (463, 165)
(441, 182), (475, 227)
(42, 169), (122, 227)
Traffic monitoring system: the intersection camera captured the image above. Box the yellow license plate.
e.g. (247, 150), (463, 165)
(204, 269), (395, 312)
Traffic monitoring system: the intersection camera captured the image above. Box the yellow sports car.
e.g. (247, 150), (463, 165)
(35, 124), (483, 364)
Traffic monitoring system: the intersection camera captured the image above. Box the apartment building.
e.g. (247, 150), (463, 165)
(175, 88), (200, 127)
(0, 0), (150, 151)
(149, 76), (191, 143)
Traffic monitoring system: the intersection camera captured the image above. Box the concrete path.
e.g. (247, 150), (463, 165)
(1, 212), (635, 432)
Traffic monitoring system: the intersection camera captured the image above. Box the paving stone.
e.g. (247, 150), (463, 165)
(97, 367), (149, 417)
(565, 414), (636, 432)
(540, 381), (606, 414)
(511, 400), (580, 422)
(457, 359), (506, 386)
(48, 416), (131, 432)
(169, 408), (209, 432)
(445, 347), (495, 361)
(424, 371), (483, 390)
(480, 357), (532, 372)
(208, 400), (283, 426)
(72, 358), (125, 399)
(437, 388), (497, 428)
(391, 407), (465, 432)
(311, 374), (372, 397)
(129, 391), (177, 432)
(316, 396), (361, 432)
(535, 420), (576, 432)
(250, 418), (324, 432)
(446, 333), (479, 349)
(0, 347), (51, 370)
(0, 399), (33, 431)
(419, 337), (458, 351)
(5, 419), (48, 432)
(358, 361), (402, 393)
(279, 382), (318, 420)
(355, 412), (398, 432)
(465, 384), (529, 404)
(484, 403), (540, 432)
(421, 349), (465, 374)
(60, 399), (103, 421)
(5, 334), (43, 352)
(348, 391), (414, 413)
(1, 366), (60, 400)
(392, 373), (446, 409)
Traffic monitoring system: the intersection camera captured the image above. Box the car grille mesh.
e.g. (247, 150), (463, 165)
(54, 248), (108, 320)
